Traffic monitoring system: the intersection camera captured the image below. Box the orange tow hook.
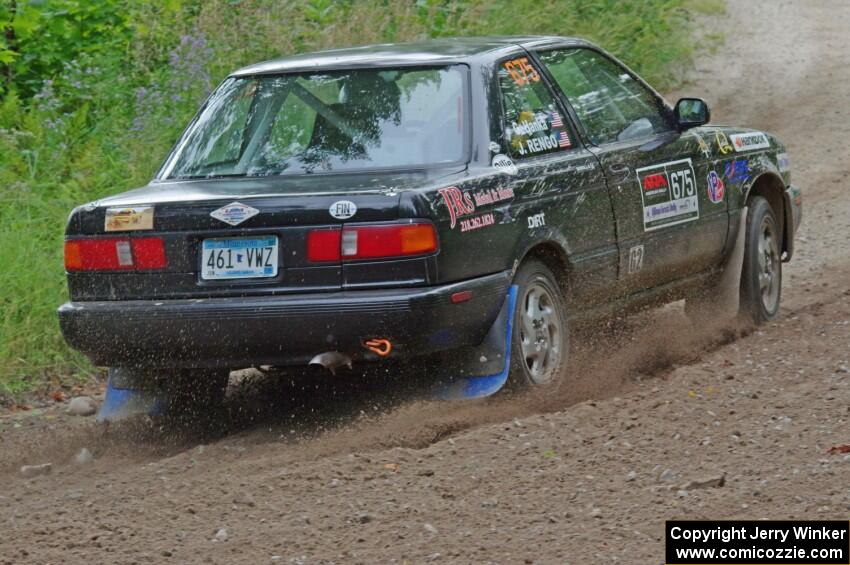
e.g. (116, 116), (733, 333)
(364, 338), (392, 357)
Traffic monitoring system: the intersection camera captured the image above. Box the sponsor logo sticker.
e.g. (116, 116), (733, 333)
(707, 170), (725, 203)
(105, 206), (154, 232)
(715, 131), (734, 155)
(636, 158), (700, 231)
(329, 200), (357, 220)
(438, 186), (514, 231)
(724, 159), (751, 185)
(210, 202), (259, 226)
(777, 152), (790, 173)
(693, 132), (711, 158)
(731, 131), (770, 152)
(492, 154), (518, 175)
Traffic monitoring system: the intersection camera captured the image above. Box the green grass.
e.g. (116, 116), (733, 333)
(0, 0), (724, 396)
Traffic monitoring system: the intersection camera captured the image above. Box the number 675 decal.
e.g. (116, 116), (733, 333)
(503, 57), (540, 87)
(636, 158), (700, 231)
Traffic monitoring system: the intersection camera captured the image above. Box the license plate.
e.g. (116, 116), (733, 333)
(201, 236), (279, 280)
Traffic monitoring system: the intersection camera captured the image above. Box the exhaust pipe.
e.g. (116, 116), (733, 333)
(308, 351), (353, 375)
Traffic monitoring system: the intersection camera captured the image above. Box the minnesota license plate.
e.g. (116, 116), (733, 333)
(201, 236), (279, 280)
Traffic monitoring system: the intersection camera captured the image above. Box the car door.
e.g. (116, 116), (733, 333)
(534, 47), (728, 292)
(491, 53), (618, 304)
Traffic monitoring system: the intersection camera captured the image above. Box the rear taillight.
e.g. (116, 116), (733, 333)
(306, 229), (342, 263)
(64, 237), (167, 271)
(306, 222), (438, 263)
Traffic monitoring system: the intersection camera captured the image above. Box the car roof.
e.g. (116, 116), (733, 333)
(230, 36), (593, 76)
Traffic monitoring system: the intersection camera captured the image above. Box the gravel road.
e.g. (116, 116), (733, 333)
(2, 1), (849, 563)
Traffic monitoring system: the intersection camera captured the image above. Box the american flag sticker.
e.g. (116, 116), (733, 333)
(558, 131), (572, 148)
(550, 111), (564, 128)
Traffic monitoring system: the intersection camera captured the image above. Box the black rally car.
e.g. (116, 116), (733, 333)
(59, 37), (801, 414)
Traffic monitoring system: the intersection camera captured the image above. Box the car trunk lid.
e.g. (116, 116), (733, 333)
(65, 170), (454, 300)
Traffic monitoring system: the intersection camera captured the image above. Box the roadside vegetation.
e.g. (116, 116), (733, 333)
(0, 0), (723, 396)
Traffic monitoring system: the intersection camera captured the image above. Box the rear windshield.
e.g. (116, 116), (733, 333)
(161, 65), (468, 179)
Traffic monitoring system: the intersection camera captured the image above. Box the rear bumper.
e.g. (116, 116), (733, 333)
(58, 271), (511, 368)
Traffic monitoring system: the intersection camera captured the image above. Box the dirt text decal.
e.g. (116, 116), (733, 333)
(636, 158), (700, 231)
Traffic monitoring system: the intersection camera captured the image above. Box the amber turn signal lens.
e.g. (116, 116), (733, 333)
(399, 223), (438, 256)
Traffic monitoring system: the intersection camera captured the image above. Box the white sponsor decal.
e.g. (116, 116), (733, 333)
(777, 152), (790, 173)
(210, 202), (259, 226)
(636, 158), (700, 231)
(492, 154), (518, 175)
(628, 244), (644, 274)
(730, 132), (770, 152)
(511, 113), (549, 136)
(460, 213), (495, 233)
(329, 200), (357, 220)
(488, 141), (501, 153)
(527, 212), (546, 229)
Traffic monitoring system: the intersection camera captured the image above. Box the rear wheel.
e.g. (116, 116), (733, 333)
(507, 259), (569, 390)
(740, 195), (782, 324)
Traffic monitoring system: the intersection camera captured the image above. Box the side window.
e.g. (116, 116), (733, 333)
(538, 49), (672, 145)
(497, 56), (574, 160)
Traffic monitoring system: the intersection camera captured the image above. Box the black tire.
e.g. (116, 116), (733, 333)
(739, 195), (782, 325)
(506, 259), (569, 390)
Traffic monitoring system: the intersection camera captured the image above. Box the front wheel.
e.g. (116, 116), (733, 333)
(739, 196), (782, 324)
(506, 259), (570, 390)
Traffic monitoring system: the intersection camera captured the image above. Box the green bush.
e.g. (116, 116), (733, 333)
(0, 0), (722, 395)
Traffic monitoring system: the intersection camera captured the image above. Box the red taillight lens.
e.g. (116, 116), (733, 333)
(306, 229), (342, 262)
(64, 237), (167, 271)
(306, 222), (438, 263)
(341, 223), (437, 260)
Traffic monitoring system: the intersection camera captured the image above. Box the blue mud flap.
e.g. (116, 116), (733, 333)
(435, 285), (518, 400)
(97, 376), (167, 423)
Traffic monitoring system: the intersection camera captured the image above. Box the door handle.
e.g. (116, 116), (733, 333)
(608, 163), (632, 179)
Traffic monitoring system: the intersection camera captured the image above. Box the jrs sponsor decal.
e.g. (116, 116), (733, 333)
(437, 186), (514, 232)
(636, 158), (700, 231)
(730, 131), (770, 152)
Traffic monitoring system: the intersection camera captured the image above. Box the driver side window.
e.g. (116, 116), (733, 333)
(538, 49), (671, 145)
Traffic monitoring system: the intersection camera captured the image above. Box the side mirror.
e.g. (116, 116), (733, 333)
(674, 97), (710, 130)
